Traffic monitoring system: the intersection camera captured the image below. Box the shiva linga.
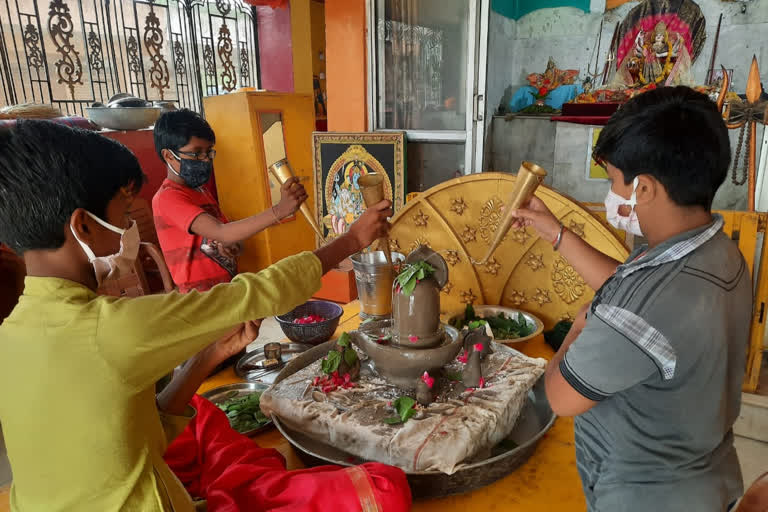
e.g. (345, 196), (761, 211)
(351, 246), (463, 388)
(473, 161), (547, 265)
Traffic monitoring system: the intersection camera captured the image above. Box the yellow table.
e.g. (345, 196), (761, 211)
(0, 301), (586, 512)
(200, 301), (587, 511)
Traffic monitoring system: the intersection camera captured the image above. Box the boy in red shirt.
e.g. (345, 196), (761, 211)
(152, 109), (307, 293)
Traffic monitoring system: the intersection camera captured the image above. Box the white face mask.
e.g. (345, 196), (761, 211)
(70, 212), (140, 288)
(605, 177), (644, 237)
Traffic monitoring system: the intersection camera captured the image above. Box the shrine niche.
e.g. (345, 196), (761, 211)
(575, 0), (707, 104)
(388, 173), (629, 329)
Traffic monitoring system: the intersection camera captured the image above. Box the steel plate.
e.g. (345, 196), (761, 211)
(445, 305), (544, 344)
(235, 343), (313, 384)
(200, 382), (272, 436)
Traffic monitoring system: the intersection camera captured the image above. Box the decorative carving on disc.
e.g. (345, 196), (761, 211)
(525, 253), (545, 272)
(460, 289), (478, 305)
(413, 210), (429, 227)
(532, 288), (552, 307)
(483, 258), (501, 276)
(569, 221), (586, 239)
(389, 239), (400, 253)
(560, 312), (575, 323)
(409, 237), (430, 253)
(444, 250), (460, 266)
(478, 196), (505, 245)
(508, 289), (527, 306)
(460, 225), (477, 244)
(450, 197), (468, 216)
(510, 227), (532, 244)
(442, 282), (453, 295)
(552, 257), (586, 305)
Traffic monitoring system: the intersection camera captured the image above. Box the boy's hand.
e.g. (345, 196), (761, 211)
(510, 197), (561, 243)
(348, 200), (392, 251)
(206, 320), (262, 364)
(276, 177), (309, 218)
(218, 241), (242, 260)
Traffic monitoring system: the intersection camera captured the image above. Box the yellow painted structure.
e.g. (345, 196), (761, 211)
(203, 91), (317, 273)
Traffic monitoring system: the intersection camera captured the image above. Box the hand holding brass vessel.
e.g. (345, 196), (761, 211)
(473, 161), (548, 265)
(357, 173), (392, 263)
(268, 159), (325, 241)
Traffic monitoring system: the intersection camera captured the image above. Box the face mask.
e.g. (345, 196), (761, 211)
(605, 177), (644, 237)
(168, 151), (212, 189)
(70, 212), (140, 288)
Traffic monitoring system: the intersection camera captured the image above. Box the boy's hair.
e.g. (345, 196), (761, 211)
(0, 120), (145, 254)
(594, 86), (730, 210)
(153, 109), (216, 160)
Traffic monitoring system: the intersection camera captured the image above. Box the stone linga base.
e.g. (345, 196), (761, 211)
(260, 343), (546, 475)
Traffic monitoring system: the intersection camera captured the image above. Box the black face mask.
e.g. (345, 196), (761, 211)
(171, 153), (212, 188)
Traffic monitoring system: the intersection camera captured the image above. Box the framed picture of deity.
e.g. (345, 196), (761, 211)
(312, 132), (406, 241)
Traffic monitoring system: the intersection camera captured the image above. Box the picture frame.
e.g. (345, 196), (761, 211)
(312, 132), (406, 241)
(585, 127), (609, 181)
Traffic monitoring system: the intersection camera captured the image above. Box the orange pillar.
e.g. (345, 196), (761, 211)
(324, 0), (368, 131)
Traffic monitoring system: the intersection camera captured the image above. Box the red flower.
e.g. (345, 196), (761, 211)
(421, 371), (435, 389)
(408, 335), (419, 343)
(543, 79), (551, 86)
(538, 87), (549, 97)
(457, 350), (469, 364)
(473, 342), (484, 353)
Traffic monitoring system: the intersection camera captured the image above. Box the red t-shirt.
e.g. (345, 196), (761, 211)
(152, 179), (236, 293)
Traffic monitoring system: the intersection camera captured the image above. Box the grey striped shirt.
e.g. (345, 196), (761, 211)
(561, 215), (752, 511)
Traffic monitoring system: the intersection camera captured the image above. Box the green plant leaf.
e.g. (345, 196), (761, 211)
(337, 332), (351, 348)
(343, 347), (358, 366)
(445, 371), (463, 382)
(393, 396), (416, 421)
(321, 350), (342, 374)
(382, 416), (403, 424)
(395, 262), (435, 296)
(466, 303), (476, 321)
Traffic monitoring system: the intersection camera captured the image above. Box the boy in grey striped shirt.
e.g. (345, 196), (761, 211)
(514, 86), (752, 511)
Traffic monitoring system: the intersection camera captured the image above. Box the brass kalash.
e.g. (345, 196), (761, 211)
(350, 162), (547, 387)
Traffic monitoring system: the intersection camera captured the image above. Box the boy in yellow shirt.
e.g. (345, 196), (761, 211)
(0, 120), (391, 511)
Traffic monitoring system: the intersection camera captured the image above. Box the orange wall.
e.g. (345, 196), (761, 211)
(324, 0), (368, 131)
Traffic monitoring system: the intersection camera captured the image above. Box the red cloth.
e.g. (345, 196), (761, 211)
(243, 0), (288, 7)
(152, 179), (236, 293)
(164, 395), (412, 512)
(551, 116), (612, 126)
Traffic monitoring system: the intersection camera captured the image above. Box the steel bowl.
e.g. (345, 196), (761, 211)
(85, 106), (162, 130)
(275, 300), (344, 345)
(446, 305), (544, 344)
(200, 382), (272, 436)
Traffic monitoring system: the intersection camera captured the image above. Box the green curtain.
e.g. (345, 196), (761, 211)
(491, 0), (591, 20)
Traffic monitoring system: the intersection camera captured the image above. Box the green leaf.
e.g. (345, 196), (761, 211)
(466, 303), (476, 321)
(382, 416), (403, 424)
(402, 277), (418, 296)
(321, 350), (342, 374)
(337, 332), (351, 348)
(393, 396), (416, 421)
(343, 347), (358, 366)
(402, 407), (416, 422)
(395, 261), (435, 296)
(445, 371), (463, 382)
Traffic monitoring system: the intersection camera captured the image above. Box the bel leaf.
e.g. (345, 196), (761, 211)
(321, 350), (342, 374)
(382, 416), (403, 425)
(337, 332), (351, 348)
(343, 347), (358, 366)
(393, 396), (416, 420)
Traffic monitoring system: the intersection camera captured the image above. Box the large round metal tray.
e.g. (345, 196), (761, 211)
(268, 340), (555, 499)
(445, 305), (544, 344)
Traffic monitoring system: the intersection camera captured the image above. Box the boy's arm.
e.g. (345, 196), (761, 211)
(190, 177), (308, 244)
(157, 321), (261, 415)
(95, 201), (391, 391)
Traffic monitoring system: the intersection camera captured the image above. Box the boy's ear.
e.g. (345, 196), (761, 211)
(161, 148), (176, 166)
(635, 174), (657, 205)
(70, 208), (94, 243)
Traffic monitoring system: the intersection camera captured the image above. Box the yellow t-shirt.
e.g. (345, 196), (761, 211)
(0, 252), (322, 511)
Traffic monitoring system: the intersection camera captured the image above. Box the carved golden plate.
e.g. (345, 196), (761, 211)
(389, 173), (630, 329)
